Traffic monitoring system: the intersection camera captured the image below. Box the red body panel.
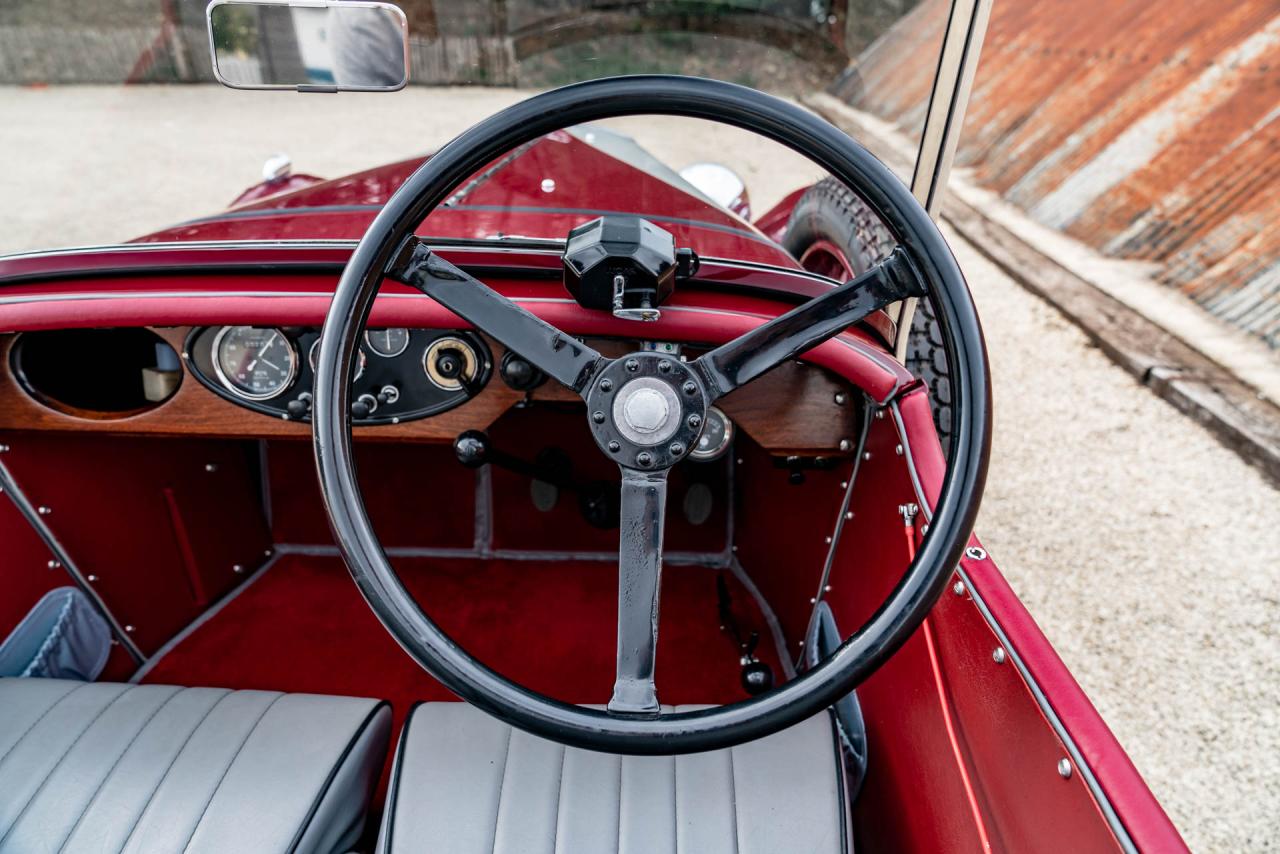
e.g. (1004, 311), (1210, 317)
(134, 135), (799, 268)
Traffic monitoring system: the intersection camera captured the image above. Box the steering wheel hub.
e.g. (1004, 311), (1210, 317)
(585, 352), (706, 470)
(614, 378), (679, 445)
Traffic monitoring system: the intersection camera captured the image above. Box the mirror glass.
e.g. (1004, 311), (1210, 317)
(208, 0), (409, 91)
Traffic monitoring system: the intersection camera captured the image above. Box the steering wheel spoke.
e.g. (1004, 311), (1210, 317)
(388, 236), (606, 395)
(608, 467), (670, 715)
(692, 247), (924, 401)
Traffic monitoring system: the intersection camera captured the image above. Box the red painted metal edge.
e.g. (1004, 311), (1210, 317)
(895, 388), (1189, 853)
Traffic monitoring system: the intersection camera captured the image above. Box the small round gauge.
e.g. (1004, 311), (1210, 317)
(309, 339), (366, 380)
(212, 326), (298, 401)
(423, 337), (480, 391)
(365, 328), (410, 358)
(690, 405), (733, 461)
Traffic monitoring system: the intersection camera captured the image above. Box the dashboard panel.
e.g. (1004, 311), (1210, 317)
(185, 325), (493, 425)
(0, 326), (859, 456)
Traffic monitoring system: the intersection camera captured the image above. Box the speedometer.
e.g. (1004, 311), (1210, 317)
(212, 326), (298, 400)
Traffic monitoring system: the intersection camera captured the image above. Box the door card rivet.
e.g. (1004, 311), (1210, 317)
(992, 647), (1006, 664)
(1057, 758), (1073, 779)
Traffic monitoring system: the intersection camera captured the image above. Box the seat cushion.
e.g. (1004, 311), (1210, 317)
(377, 703), (852, 854)
(0, 678), (391, 854)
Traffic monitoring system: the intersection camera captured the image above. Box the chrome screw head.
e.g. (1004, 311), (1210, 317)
(992, 647), (1007, 664)
(636, 451), (653, 467)
(669, 442), (685, 456)
(625, 359), (640, 372)
(682, 381), (697, 395)
(600, 379), (613, 392)
(687, 413), (702, 429)
(591, 410), (606, 424)
(607, 441), (620, 453)
(657, 360), (672, 373)
(953, 580), (966, 596)
(1057, 758), (1073, 779)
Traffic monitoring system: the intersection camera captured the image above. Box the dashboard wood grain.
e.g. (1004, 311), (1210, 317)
(0, 328), (857, 454)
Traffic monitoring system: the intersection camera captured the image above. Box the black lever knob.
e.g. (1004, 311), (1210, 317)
(351, 393), (378, 419)
(499, 351), (546, 391)
(286, 392), (312, 420)
(454, 430), (490, 468)
(434, 348), (465, 381)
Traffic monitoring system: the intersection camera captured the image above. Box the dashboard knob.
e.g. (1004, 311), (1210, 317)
(499, 351), (546, 391)
(434, 348), (465, 380)
(351, 393), (378, 419)
(286, 392), (312, 420)
(454, 430), (490, 468)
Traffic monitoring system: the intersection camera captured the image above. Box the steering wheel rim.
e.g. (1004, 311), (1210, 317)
(314, 75), (990, 755)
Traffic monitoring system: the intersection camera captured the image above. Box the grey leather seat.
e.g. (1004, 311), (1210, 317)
(377, 703), (852, 854)
(0, 678), (391, 854)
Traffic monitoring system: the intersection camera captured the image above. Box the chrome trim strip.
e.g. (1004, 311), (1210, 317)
(888, 400), (1138, 854)
(128, 548), (286, 683)
(0, 456), (145, 662)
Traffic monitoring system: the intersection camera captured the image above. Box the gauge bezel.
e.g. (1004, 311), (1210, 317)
(211, 325), (298, 401)
(365, 327), (411, 358)
(689, 404), (734, 461)
(311, 338), (366, 380)
(423, 336), (481, 391)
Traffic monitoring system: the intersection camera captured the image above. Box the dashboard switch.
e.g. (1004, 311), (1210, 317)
(351, 393), (378, 419)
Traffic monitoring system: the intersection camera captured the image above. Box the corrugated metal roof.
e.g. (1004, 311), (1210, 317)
(842, 0), (1280, 348)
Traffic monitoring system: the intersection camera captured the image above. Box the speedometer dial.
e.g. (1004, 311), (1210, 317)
(365, 327), (410, 358)
(212, 326), (297, 400)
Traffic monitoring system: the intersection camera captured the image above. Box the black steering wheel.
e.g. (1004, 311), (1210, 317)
(314, 75), (990, 755)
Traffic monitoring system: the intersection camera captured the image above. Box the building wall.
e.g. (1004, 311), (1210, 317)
(844, 0), (1280, 349)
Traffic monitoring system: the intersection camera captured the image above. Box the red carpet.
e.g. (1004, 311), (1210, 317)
(142, 552), (780, 736)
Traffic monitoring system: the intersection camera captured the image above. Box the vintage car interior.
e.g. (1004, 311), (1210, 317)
(0, 5), (1187, 853)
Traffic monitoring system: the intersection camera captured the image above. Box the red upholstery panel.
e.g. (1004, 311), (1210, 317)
(0, 432), (271, 655)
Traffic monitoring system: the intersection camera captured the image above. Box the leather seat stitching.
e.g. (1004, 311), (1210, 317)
(0, 683), (132, 848)
(0, 680), (87, 770)
(54, 686), (185, 854)
(117, 688), (232, 854)
(487, 725), (514, 854)
(177, 692), (286, 854)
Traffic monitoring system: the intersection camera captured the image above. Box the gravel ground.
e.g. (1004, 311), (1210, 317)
(3, 85), (1278, 851)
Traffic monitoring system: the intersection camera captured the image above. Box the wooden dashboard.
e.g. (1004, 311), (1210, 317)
(0, 328), (859, 456)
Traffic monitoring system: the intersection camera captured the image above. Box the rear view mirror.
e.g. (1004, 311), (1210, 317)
(207, 0), (409, 92)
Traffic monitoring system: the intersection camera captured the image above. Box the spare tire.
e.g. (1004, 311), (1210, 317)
(782, 177), (953, 455)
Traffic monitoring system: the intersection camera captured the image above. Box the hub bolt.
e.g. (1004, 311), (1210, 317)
(600, 379), (613, 392)
(669, 442), (685, 456)
(625, 359), (640, 372)
(657, 360), (672, 373)
(687, 413), (702, 429)
(636, 451), (653, 467)
(682, 381), (697, 395)
(592, 410), (606, 424)
(607, 441), (620, 453)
